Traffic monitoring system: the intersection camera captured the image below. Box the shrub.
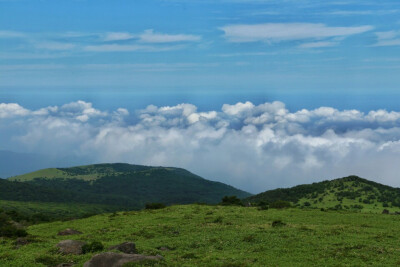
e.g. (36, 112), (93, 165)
(271, 220), (286, 227)
(258, 205), (269, 211)
(82, 241), (104, 254)
(242, 234), (256, 242)
(220, 196), (242, 206)
(145, 203), (166, 210)
(213, 216), (223, 223)
(334, 204), (343, 210)
(269, 200), (291, 209)
(257, 201), (269, 206)
(0, 213), (27, 238)
(0, 225), (27, 238)
(182, 252), (197, 259)
(304, 202), (311, 207)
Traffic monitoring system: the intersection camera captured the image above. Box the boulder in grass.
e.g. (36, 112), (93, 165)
(108, 242), (137, 254)
(83, 252), (163, 267)
(58, 228), (83, 236)
(56, 240), (86, 255)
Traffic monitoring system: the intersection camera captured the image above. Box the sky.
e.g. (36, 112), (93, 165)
(1, 0), (400, 193)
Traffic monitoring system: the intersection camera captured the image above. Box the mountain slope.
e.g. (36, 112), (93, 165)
(246, 176), (400, 212)
(4, 163), (251, 208)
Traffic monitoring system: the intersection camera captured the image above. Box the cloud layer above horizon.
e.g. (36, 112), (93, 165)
(3, 100), (400, 193)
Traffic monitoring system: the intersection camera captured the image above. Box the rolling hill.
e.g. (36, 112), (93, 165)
(3, 163), (251, 210)
(246, 175), (400, 212)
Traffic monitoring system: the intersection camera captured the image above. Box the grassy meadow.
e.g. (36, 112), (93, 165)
(2, 204), (400, 266)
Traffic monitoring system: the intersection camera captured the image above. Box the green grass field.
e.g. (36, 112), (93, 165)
(2, 204), (400, 266)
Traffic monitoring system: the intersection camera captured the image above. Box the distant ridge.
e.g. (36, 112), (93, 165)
(245, 176), (400, 213)
(4, 163), (251, 208)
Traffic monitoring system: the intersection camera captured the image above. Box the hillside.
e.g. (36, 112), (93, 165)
(3, 163), (251, 210)
(246, 175), (400, 213)
(8, 163), (153, 182)
(2, 205), (400, 266)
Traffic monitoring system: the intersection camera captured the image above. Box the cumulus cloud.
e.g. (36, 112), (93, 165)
(220, 23), (373, 46)
(3, 100), (400, 193)
(0, 103), (30, 118)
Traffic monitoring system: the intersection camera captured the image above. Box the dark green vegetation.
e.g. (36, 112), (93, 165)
(2, 205), (400, 266)
(246, 175), (400, 213)
(1, 163), (250, 222)
(0, 200), (120, 223)
(0, 209), (27, 238)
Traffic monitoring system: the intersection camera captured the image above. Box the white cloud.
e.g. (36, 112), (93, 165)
(138, 29), (201, 43)
(83, 44), (185, 52)
(0, 30), (26, 39)
(0, 29), (200, 54)
(34, 42), (76, 51)
(0, 103), (29, 118)
(326, 10), (399, 16)
(373, 30), (400, 47)
(103, 32), (136, 41)
(220, 23), (373, 44)
(299, 41), (337, 48)
(4, 100), (400, 193)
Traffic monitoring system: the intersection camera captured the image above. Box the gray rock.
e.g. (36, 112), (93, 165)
(108, 242), (137, 254)
(56, 240), (86, 255)
(83, 252), (163, 267)
(58, 228), (83, 236)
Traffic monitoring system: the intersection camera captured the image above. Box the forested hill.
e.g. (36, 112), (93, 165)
(4, 163), (251, 208)
(245, 176), (400, 212)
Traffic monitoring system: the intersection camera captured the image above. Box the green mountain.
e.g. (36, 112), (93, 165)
(4, 163), (251, 210)
(246, 175), (400, 212)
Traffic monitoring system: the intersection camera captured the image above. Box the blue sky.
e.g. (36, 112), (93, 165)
(3, 0), (400, 191)
(1, 0), (400, 111)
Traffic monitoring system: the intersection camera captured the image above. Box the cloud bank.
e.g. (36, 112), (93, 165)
(2, 100), (400, 193)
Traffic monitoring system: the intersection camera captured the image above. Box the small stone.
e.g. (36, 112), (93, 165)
(56, 240), (86, 255)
